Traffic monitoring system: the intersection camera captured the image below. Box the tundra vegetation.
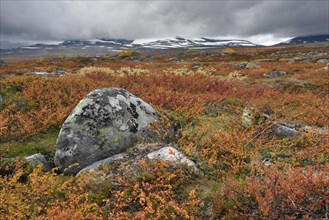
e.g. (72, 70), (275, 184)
(0, 45), (328, 219)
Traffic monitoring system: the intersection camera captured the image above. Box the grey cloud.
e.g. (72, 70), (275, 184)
(0, 0), (328, 44)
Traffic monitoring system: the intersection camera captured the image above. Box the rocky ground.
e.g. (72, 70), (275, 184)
(0, 44), (328, 219)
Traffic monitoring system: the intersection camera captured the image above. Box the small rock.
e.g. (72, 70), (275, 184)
(317, 59), (329, 64)
(0, 94), (3, 103)
(192, 64), (200, 69)
(25, 153), (51, 171)
(270, 124), (301, 139)
(34, 71), (51, 76)
(234, 63), (247, 69)
(53, 67), (67, 75)
(279, 121), (329, 135)
(0, 59), (5, 66)
(264, 70), (287, 78)
(288, 57), (307, 63)
(324, 63), (329, 71)
(261, 158), (272, 167)
(147, 146), (198, 172)
(300, 59), (310, 64)
(245, 62), (261, 69)
(169, 57), (179, 62)
(77, 153), (127, 176)
(76, 144), (199, 177)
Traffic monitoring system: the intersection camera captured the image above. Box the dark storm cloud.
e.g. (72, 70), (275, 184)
(1, 0), (328, 45)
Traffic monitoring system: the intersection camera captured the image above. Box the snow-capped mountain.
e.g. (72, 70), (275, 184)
(24, 36), (260, 50)
(2, 35), (328, 59)
(58, 39), (134, 47)
(276, 35), (329, 46)
(132, 36), (259, 49)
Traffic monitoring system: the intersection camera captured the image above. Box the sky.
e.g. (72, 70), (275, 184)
(0, 0), (328, 48)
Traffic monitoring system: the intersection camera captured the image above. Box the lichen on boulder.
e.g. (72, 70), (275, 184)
(54, 88), (160, 174)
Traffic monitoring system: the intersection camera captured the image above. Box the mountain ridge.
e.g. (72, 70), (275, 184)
(275, 34), (329, 46)
(1, 35), (328, 58)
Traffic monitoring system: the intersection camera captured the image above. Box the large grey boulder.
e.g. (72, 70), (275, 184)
(55, 88), (159, 174)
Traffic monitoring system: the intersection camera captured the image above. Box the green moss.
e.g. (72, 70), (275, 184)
(0, 129), (59, 163)
(254, 58), (279, 62)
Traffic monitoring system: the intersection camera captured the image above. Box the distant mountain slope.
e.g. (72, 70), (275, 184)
(131, 36), (260, 49)
(276, 35), (329, 46)
(21, 36), (261, 50)
(58, 39), (134, 47)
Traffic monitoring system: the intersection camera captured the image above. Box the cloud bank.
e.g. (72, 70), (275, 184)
(1, 0), (328, 47)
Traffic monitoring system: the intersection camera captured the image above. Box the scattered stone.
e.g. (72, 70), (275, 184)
(261, 158), (272, 167)
(263, 70), (287, 78)
(288, 57), (306, 63)
(279, 121), (329, 135)
(270, 124), (302, 139)
(300, 59), (310, 64)
(25, 153), (51, 172)
(324, 63), (329, 71)
(122, 56), (153, 62)
(0, 94), (3, 103)
(242, 106), (328, 139)
(55, 88), (160, 174)
(34, 71), (51, 76)
(77, 153), (128, 177)
(234, 63), (247, 69)
(53, 67), (67, 75)
(192, 64), (200, 69)
(245, 62), (261, 69)
(0, 59), (5, 66)
(77, 144), (199, 177)
(147, 146), (198, 172)
(168, 57), (179, 62)
(317, 59), (329, 64)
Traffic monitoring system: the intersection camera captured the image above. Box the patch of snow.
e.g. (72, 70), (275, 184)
(88, 39), (122, 45)
(132, 37), (177, 45)
(22, 46), (40, 49)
